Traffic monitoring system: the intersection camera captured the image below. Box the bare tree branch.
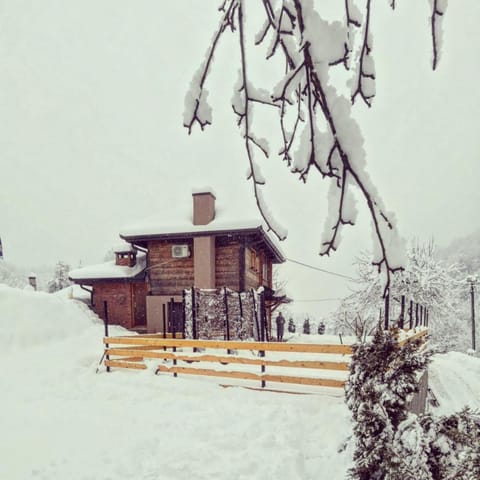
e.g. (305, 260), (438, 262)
(184, 0), (448, 296)
(351, 0), (375, 107)
(430, 0), (446, 71)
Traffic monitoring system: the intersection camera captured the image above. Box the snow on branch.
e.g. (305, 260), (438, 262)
(184, 0), (448, 294)
(183, 0), (239, 133)
(351, 0), (376, 107)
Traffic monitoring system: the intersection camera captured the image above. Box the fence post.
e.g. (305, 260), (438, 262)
(399, 295), (405, 329)
(238, 291), (244, 338)
(224, 287), (230, 342)
(415, 303), (419, 328)
(191, 287), (197, 353)
(170, 297), (177, 377)
(409, 300), (413, 329)
(103, 301), (110, 373)
(259, 292), (267, 387)
(260, 292), (268, 342)
(191, 286), (197, 342)
(384, 293), (390, 330)
(251, 289), (260, 341)
(162, 303), (167, 352)
(182, 289), (186, 338)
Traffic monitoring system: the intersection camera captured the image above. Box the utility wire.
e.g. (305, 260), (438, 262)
(285, 257), (355, 281)
(293, 298), (343, 302)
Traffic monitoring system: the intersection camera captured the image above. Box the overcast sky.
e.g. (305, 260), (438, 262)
(1, 1), (479, 317)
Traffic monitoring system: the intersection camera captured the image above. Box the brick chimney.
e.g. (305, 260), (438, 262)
(114, 244), (137, 267)
(192, 189), (216, 288)
(192, 190), (216, 225)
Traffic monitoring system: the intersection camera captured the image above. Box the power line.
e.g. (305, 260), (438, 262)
(285, 258), (355, 281)
(293, 298), (343, 302)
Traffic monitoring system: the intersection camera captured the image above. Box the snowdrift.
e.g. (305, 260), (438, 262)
(0, 284), (99, 352)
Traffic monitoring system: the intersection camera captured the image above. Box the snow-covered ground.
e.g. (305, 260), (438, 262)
(0, 284), (479, 480)
(0, 285), (353, 479)
(429, 351), (480, 415)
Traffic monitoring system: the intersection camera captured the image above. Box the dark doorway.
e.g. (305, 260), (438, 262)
(168, 302), (184, 335)
(133, 283), (147, 327)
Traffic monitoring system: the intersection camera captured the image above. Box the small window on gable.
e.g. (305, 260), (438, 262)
(262, 261), (268, 280)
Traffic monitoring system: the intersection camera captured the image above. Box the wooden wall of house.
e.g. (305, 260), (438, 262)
(147, 238), (275, 297)
(215, 240), (241, 290)
(92, 282), (133, 329)
(148, 240), (194, 296)
(244, 247), (273, 291)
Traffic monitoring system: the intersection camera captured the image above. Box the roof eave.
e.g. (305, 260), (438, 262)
(120, 226), (286, 263)
(69, 271), (146, 284)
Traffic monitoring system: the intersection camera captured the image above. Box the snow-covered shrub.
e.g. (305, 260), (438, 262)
(418, 407), (480, 479)
(287, 318), (296, 334)
(346, 328), (480, 479)
(303, 318), (311, 335)
(346, 328), (431, 479)
(317, 321), (325, 335)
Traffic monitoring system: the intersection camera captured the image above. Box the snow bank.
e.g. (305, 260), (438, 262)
(0, 284), (99, 352)
(429, 351), (480, 415)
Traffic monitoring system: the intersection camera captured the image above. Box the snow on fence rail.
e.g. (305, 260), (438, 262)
(102, 329), (428, 392)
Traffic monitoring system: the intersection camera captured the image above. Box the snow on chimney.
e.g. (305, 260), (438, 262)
(192, 189), (216, 225)
(114, 243), (137, 267)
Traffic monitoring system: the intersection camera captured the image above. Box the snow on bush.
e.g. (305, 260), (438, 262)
(346, 328), (480, 479)
(0, 284), (99, 352)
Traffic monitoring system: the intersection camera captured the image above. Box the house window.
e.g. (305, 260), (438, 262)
(250, 249), (257, 271)
(262, 261), (268, 282)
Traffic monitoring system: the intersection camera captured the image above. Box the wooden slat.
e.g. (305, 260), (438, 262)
(105, 360), (147, 370)
(155, 365), (345, 388)
(106, 348), (350, 371)
(104, 337), (353, 354)
(118, 333), (184, 339)
(119, 356), (145, 362)
(156, 364), (261, 381)
(262, 374), (345, 388)
(220, 385), (314, 396)
(398, 329), (428, 347)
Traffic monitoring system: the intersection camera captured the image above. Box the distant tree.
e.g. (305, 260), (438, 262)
(0, 260), (27, 289)
(317, 321), (325, 335)
(287, 317), (296, 333)
(332, 242), (464, 347)
(302, 317), (311, 335)
(103, 249), (115, 262)
(184, 1), (448, 292)
(48, 261), (73, 293)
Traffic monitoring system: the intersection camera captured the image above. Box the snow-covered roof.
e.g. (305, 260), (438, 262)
(120, 207), (285, 263)
(113, 241), (135, 254)
(191, 187), (216, 197)
(69, 253), (146, 282)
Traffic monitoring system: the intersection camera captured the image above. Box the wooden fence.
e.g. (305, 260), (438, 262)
(102, 329), (428, 393)
(103, 335), (352, 390)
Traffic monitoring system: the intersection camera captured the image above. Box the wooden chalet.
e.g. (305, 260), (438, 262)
(70, 190), (286, 335)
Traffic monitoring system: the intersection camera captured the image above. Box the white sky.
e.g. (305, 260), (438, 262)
(1, 1), (479, 317)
